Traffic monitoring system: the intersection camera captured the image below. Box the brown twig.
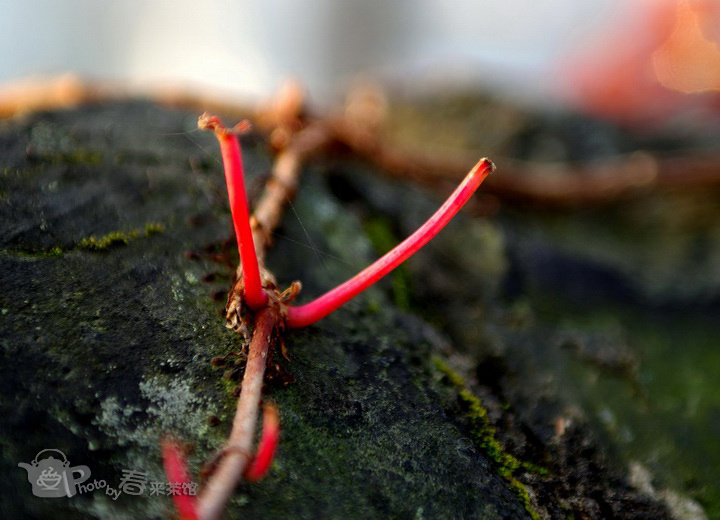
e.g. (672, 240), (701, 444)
(250, 121), (333, 259)
(5, 76), (719, 208)
(197, 306), (280, 520)
(0, 75), (260, 122)
(329, 115), (720, 207)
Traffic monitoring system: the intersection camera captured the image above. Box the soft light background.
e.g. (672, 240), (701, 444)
(0, 0), (617, 104)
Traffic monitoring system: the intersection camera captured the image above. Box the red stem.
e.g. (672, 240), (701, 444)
(286, 158), (495, 328)
(162, 438), (199, 520)
(203, 115), (267, 310)
(243, 403), (280, 482)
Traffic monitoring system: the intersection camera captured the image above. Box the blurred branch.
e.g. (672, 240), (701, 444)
(3, 75), (720, 210)
(333, 120), (720, 207)
(327, 87), (720, 208)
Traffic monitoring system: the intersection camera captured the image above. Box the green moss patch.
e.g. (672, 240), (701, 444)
(77, 222), (166, 252)
(433, 356), (543, 520)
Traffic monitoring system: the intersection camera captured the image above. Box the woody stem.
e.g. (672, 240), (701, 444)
(197, 307), (280, 520)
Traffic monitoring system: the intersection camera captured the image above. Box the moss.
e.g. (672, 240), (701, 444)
(60, 150), (103, 165)
(432, 357), (465, 386)
(3, 223), (164, 257)
(144, 222), (166, 236)
(0, 246), (64, 258)
(1, 165), (45, 179)
(363, 217), (412, 310)
(458, 387), (521, 477)
(78, 231), (138, 251)
(509, 478), (542, 520)
(36, 150), (103, 166)
(77, 222), (165, 252)
(366, 299), (381, 314)
(432, 356), (544, 519)
(523, 461), (549, 477)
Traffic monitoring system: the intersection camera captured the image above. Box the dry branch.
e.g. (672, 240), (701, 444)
(197, 307), (280, 520)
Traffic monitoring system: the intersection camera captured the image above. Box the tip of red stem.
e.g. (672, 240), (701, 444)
(198, 113), (252, 135)
(479, 157), (496, 174)
(162, 438), (199, 520)
(244, 403), (280, 482)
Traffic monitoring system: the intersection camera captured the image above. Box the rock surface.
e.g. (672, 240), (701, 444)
(0, 100), (695, 519)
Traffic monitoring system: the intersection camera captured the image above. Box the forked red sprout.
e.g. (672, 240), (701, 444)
(168, 113), (495, 520)
(201, 113), (495, 327)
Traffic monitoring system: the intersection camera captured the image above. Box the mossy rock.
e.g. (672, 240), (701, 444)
(0, 100), (682, 519)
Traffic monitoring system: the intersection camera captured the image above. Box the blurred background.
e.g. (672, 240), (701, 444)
(2, 0), (719, 121)
(1, 0), (613, 102)
(2, 0), (719, 518)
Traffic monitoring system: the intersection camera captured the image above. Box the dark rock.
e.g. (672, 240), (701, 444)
(0, 100), (684, 520)
(0, 102), (527, 520)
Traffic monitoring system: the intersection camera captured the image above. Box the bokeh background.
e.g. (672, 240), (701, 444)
(0, 0), (619, 104)
(4, 0), (719, 120)
(2, 1), (719, 518)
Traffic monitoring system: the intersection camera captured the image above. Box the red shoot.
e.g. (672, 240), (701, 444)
(286, 158), (495, 328)
(162, 438), (199, 520)
(244, 403), (280, 482)
(199, 114), (267, 310)
(193, 111), (495, 520)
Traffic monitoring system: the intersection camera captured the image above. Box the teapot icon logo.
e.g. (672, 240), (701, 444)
(18, 449), (91, 498)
